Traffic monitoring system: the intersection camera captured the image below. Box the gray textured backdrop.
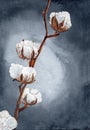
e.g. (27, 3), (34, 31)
(0, 0), (89, 130)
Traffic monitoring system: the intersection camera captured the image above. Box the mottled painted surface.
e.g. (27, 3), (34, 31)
(0, 0), (89, 129)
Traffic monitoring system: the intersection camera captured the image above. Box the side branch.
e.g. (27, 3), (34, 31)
(19, 104), (28, 112)
(47, 33), (60, 38)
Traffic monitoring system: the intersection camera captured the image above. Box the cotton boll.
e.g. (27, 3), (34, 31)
(16, 40), (39, 60)
(22, 88), (42, 105)
(30, 89), (42, 103)
(49, 11), (72, 32)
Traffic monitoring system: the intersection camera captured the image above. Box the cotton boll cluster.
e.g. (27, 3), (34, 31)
(0, 110), (17, 130)
(9, 38), (42, 107)
(9, 64), (36, 83)
(49, 11), (72, 32)
(22, 87), (42, 105)
(16, 40), (39, 60)
(7, 2), (72, 129)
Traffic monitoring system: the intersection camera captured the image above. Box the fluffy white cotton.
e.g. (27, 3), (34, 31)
(9, 64), (23, 81)
(16, 40), (39, 60)
(49, 11), (72, 32)
(22, 87), (42, 104)
(56, 11), (72, 28)
(26, 94), (37, 104)
(9, 64), (36, 83)
(21, 67), (36, 83)
(0, 110), (17, 130)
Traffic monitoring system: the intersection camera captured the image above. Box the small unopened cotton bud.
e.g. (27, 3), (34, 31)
(16, 40), (39, 60)
(9, 64), (36, 84)
(49, 11), (72, 32)
(22, 88), (42, 105)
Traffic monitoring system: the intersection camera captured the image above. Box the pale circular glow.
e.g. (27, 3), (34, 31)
(3, 10), (79, 107)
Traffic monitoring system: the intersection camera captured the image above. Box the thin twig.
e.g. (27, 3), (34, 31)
(43, 0), (51, 36)
(19, 104), (28, 112)
(47, 33), (60, 38)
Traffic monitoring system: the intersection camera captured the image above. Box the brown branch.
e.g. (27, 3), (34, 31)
(14, 83), (27, 120)
(43, 0), (51, 36)
(38, 0), (51, 54)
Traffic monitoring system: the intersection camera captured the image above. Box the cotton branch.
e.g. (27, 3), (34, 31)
(3, 0), (73, 130)
(1, 0), (72, 129)
(14, 0), (60, 125)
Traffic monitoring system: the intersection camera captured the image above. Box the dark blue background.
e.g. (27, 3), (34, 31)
(0, 0), (89, 130)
